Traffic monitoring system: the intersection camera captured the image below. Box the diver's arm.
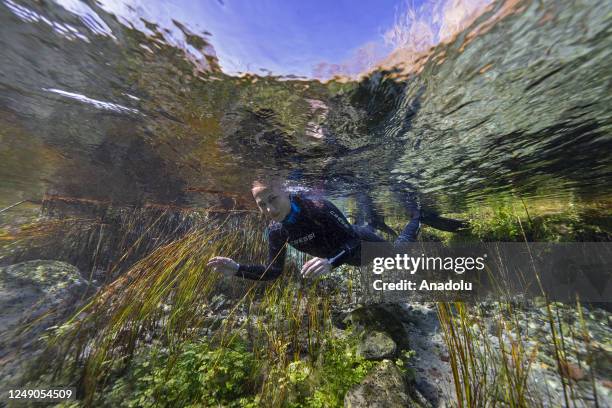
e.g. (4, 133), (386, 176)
(235, 228), (287, 281)
(327, 237), (361, 268)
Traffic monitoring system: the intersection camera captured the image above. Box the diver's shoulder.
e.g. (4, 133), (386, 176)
(293, 192), (328, 209)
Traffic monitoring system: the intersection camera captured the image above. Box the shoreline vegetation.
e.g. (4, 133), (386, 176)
(0, 193), (610, 407)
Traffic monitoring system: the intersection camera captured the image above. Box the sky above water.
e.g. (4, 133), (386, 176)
(56, 0), (491, 78)
(177, 0), (400, 77)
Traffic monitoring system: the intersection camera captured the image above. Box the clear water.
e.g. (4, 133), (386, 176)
(0, 0), (611, 217)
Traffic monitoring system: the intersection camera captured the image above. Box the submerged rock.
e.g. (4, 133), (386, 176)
(357, 331), (397, 360)
(0, 260), (93, 384)
(0, 260), (85, 332)
(344, 360), (428, 408)
(1, 259), (82, 288)
(343, 303), (410, 350)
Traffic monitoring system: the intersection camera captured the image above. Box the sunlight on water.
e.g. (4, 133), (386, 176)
(43, 88), (141, 114)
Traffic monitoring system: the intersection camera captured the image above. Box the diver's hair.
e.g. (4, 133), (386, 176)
(250, 170), (288, 191)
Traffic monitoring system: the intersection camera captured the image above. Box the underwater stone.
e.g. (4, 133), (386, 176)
(0, 260), (86, 330)
(344, 360), (427, 408)
(344, 303), (410, 350)
(1, 259), (82, 292)
(358, 331), (397, 360)
(0, 260), (89, 385)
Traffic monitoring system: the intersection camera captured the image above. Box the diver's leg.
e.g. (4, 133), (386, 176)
(390, 182), (467, 236)
(354, 191), (398, 238)
(352, 224), (386, 242)
(387, 180), (421, 243)
(353, 191), (371, 226)
(420, 210), (468, 232)
(395, 192), (421, 243)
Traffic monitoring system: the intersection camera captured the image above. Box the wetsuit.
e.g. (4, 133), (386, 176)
(236, 193), (420, 281)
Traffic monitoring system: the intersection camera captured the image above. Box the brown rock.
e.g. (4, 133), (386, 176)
(559, 360), (585, 381)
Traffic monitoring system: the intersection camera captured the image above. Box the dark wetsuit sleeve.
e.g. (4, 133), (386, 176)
(235, 227), (287, 281)
(309, 198), (361, 268)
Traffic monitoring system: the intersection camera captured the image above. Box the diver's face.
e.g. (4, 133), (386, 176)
(252, 184), (291, 222)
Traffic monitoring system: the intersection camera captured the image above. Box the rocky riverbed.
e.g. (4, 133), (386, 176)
(1, 259), (610, 407)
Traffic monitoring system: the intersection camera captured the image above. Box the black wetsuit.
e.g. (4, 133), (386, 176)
(236, 193), (420, 281)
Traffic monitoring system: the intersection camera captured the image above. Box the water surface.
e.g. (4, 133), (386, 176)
(0, 0), (610, 217)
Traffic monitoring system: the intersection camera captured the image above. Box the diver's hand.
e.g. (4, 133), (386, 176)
(301, 257), (332, 279)
(207, 256), (239, 277)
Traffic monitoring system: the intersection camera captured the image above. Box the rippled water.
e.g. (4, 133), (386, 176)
(0, 0), (611, 215)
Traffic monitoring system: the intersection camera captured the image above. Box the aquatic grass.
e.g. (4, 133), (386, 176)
(437, 299), (555, 407)
(576, 297), (601, 408)
(417, 193), (611, 244)
(0, 217), (100, 250)
(26, 204), (351, 406)
(0, 197), (229, 278)
(436, 196), (606, 407)
(36, 211), (266, 399)
(235, 273), (337, 406)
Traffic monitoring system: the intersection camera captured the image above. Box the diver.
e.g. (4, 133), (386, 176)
(207, 176), (465, 281)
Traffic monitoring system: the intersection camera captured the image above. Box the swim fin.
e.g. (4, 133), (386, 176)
(420, 210), (468, 232)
